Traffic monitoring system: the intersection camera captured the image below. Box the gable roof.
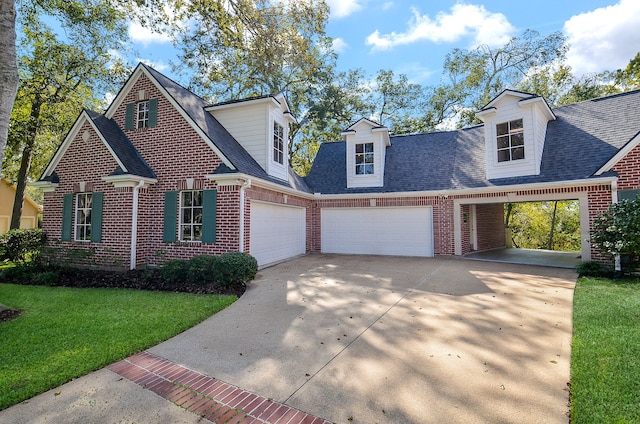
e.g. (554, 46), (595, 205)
(141, 64), (310, 192)
(86, 111), (156, 179)
(39, 109), (156, 181)
(305, 89), (640, 194)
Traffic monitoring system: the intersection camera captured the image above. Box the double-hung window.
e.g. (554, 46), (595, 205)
(496, 119), (524, 162)
(179, 190), (203, 242)
(75, 192), (92, 241)
(273, 122), (284, 165)
(137, 101), (150, 129)
(355, 142), (374, 175)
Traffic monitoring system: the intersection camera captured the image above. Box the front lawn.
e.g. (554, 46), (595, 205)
(0, 284), (236, 410)
(571, 277), (640, 423)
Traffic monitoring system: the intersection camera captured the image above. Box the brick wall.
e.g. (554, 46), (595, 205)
(613, 143), (640, 190)
(475, 203), (506, 251)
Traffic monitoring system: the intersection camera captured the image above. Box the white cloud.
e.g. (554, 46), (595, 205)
(564, 0), (640, 76)
(366, 3), (514, 51)
(137, 59), (170, 73)
(381, 2), (394, 11)
(128, 22), (172, 46)
(326, 0), (364, 19)
(332, 37), (349, 53)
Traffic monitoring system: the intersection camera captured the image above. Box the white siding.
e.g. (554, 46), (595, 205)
(210, 103), (268, 169)
(321, 207), (434, 257)
(345, 121), (387, 188)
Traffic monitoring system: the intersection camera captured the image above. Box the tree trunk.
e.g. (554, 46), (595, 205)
(547, 201), (558, 250)
(0, 0), (18, 175)
(10, 101), (41, 230)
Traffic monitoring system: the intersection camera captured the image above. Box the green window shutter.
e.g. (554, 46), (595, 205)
(619, 189), (640, 201)
(62, 193), (73, 241)
(202, 189), (217, 243)
(163, 191), (177, 242)
(125, 103), (135, 130)
(148, 98), (158, 127)
(91, 192), (103, 242)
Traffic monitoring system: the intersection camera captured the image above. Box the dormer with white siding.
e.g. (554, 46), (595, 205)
(206, 94), (295, 181)
(343, 118), (391, 188)
(476, 90), (555, 180)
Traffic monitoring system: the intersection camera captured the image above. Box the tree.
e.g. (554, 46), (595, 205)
(424, 30), (567, 128)
(506, 201), (580, 251)
(5, 0), (129, 229)
(368, 69), (426, 134)
(0, 0), (18, 177)
(591, 196), (640, 272)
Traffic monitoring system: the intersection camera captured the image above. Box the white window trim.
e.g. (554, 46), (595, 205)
(496, 118), (525, 163)
(355, 142), (375, 175)
(179, 190), (204, 242)
(273, 121), (285, 165)
(136, 101), (149, 129)
(74, 192), (92, 242)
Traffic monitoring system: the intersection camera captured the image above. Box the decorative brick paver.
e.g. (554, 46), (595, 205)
(109, 351), (332, 424)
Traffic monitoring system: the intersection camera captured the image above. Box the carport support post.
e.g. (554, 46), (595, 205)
(238, 178), (251, 253)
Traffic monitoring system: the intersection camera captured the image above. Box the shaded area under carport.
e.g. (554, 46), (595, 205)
(464, 248), (581, 269)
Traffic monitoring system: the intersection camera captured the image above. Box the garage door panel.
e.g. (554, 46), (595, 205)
(321, 207), (433, 257)
(250, 201), (306, 267)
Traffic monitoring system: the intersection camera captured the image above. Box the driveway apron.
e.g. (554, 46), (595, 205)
(150, 254), (576, 424)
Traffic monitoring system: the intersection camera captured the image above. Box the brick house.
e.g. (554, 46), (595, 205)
(33, 63), (640, 269)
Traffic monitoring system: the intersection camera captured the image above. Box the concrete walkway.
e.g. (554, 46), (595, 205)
(0, 254), (577, 423)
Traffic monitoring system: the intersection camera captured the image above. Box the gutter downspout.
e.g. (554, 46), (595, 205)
(130, 180), (145, 270)
(238, 179), (251, 253)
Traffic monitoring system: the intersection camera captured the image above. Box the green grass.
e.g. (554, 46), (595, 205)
(0, 284), (236, 410)
(571, 277), (640, 423)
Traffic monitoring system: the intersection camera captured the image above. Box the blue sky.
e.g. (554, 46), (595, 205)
(129, 0), (640, 87)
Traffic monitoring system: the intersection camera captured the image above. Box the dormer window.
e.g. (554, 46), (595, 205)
(273, 122), (284, 165)
(355, 142), (374, 175)
(496, 119), (524, 162)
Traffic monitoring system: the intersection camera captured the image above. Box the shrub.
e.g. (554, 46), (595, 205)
(0, 229), (46, 264)
(187, 255), (218, 286)
(161, 259), (190, 287)
(212, 252), (258, 286)
(591, 195), (640, 273)
(576, 261), (614, 278)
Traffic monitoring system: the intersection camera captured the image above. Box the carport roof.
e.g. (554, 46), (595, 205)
(305, 89), (640, 194)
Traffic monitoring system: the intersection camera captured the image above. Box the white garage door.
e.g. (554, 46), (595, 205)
(250, 201), (306, 267)
(321, 207), (434, 257)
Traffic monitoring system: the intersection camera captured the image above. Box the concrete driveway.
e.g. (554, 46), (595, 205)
(151, 254), (576, 423)
(0, 254), (576, 423)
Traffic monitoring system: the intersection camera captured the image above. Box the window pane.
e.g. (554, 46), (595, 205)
(182, 226), (192, 240)
(182, 191), (192, 207)
(355, 144), (363, 153)
(355, 155), (364, 164)
(512, 147), (525, 160)
(364, 164), (374, 174)
(497, 136), (510, 149)
(364, 143), (373, 153)
(496, 122), (509, 136)
(193, 209), (203, 224)
(193, 225), (202, 241)
(193, 191), (202, 206)
(85, 226), (91, 240)
(365, 154), (374, 164)
(183, 208), (192, 223)
(510, 119), (523, 132)
(511, 132), (524, 146)
(498, 150), (510, 162)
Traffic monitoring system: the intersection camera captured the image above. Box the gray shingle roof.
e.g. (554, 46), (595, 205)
(86, 110), (156, 179)
(143, 64), (311, 193)
(305, 89), (640, 194)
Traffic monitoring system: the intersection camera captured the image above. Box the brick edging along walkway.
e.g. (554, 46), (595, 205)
(109, 351), (332, 424)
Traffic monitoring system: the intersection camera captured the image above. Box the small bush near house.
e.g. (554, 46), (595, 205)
(0, 252), (258, 297)
(0, 229), (46, 264)
(575, 261), (614, 278)
(212, 252), (258, 286)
